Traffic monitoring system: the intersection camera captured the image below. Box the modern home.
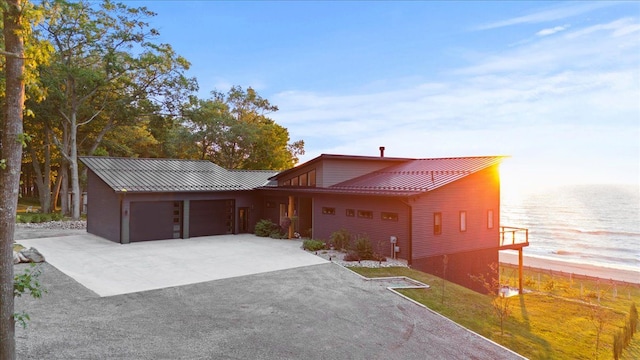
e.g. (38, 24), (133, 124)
(81, 150), (529, 293)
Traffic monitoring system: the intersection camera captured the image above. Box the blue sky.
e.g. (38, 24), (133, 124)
(138, 1), (639, 189)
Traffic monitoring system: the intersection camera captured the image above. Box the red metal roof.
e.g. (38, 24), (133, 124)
(330, 156), (507, 193)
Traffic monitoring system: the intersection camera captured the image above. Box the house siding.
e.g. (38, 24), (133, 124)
(411, 166), (501, 258)
(87, 170), (121, 242)
(313, 194), (409, 259)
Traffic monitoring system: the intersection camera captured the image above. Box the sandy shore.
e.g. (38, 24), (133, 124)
(500, 251), (640, 284)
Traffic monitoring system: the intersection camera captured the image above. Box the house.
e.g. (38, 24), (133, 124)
(81, 151), (528, 293)
(80, 156), (278, 243)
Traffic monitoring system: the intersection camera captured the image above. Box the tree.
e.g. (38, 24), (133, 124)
(470, 263), (512, 337)
(1, 1), (26, 357)
(184, 86), (305, 170)
(37, 0), (194, 219)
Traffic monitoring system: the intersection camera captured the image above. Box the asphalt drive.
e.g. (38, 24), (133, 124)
(13, 233), (525, 359)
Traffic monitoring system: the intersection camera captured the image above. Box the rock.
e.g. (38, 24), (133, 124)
(13, 251), (21, 264)
(19, 247), (45, 263)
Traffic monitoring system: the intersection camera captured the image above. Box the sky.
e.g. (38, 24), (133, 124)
(136, 1), (639, 190)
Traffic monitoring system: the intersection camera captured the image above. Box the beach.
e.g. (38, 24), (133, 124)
(500, 251), (640, 284)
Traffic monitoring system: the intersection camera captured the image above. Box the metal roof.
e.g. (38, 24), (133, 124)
(80, 156), (278, 193)
(330, 156), (507, 194)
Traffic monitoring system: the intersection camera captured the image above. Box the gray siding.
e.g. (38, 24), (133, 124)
(313, 194), (410, 259)
(411, 166), (501, 260)
(86, 170), (121, 242)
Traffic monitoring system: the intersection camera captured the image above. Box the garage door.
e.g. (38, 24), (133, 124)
(129, 201), (176, 242)
(189, 200), (234, 237)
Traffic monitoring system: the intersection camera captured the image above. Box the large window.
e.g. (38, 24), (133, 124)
(434, 212), (442, 235)
(308, 169), (316, 186)
(487, 209), (494, 229)
(459, 211), (467, 232)
(291, 177), (299, 186)
(299, 173), (308, 187)
(357, 210), (373, 219)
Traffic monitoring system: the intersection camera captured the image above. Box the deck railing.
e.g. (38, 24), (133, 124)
(499, 226), (529, 249)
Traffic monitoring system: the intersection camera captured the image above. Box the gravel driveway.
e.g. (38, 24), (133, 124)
(14, 224), (525, 359)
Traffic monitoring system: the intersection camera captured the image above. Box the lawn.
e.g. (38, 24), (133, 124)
(350, 266), (640, 360)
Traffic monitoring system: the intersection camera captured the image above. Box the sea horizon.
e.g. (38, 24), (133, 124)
(500, 183), (639, 274)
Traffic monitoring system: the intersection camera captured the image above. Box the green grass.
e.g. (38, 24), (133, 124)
(351, 267), (640, 360)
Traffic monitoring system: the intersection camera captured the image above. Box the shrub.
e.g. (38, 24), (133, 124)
(269, 230), (287, 239)
(353, 234), (374, 260)
(330, 228), (351, 250)
(303, 239), (326, 251)
(39, 214), (52, 223)
(29, 214), (41, 223)
(343, 251), (361, 262)
(51, 212), (64, 221)
(255, 219), (278, 237)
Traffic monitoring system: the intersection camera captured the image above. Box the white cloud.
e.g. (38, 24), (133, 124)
(536, 24), (570, 37)
(272, 16), (640, 185)
(475, 2), (616, 30)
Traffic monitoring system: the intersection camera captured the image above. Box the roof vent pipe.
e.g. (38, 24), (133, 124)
(379, 146), (385, 157)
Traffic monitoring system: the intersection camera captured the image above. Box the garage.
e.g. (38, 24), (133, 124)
(189, 199), (235, 237)
(129, 201), (177, 242)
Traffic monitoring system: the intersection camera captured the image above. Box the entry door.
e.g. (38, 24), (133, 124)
(238, 207), (250, 233)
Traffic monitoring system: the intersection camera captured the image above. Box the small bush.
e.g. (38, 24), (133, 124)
(29, 214), (41, 223)
(343, 251), (361, 262)
(269, 230), (287, 239)
(255, 219), (278, 237)
(51, 212), (64, 221)
(303, 239), (326, 251)
(39, 214), (52, 223)
(330, 228), (351, 250)
(353, 234), (374, 260)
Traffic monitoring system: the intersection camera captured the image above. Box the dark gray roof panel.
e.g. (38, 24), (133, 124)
(80, 156), (278, 193)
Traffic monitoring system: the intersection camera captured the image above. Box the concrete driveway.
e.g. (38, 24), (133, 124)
(17, 233), (328, 296)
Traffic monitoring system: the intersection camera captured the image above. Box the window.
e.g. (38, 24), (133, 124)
(381, 212), (398, 221)
(291, 176), (299, 186)
(459, 211), (467, 232)
(346, 209), (355, 217)
(308, 169), (316, 187)
(322, 207), (335, 215)
(357, 210), (373, 219)
(283, 179), (291, 186)
(299, 173), (308, 187)
(434, 212), (442, 235)
(487, 209), (494, 229)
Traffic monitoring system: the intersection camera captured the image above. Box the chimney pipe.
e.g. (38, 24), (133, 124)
(379, 146), (385, 157)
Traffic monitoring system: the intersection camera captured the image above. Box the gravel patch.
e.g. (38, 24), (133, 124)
(15, 220), (86, 230)
(308, 249), (408, 268)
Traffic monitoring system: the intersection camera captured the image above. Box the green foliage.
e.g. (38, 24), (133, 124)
(613, 303), (639, 359)
(353, 266), (640, 359)
(183, 86), (304, 170)
(353, 234), (374, 260)
(13, 264), (47, 329)
(302, 239), (326, 252)
(254, 219), (278, 237)
(329, 228), (351, 251)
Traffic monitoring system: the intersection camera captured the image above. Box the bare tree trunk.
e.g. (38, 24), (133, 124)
(1, 1), (26, 358)
(29, 126), (52, 213)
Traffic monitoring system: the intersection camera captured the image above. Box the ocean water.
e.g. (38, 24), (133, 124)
(500, 184), (640, 272)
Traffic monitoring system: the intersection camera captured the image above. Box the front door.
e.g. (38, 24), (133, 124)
(238, 207), (250, 233)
